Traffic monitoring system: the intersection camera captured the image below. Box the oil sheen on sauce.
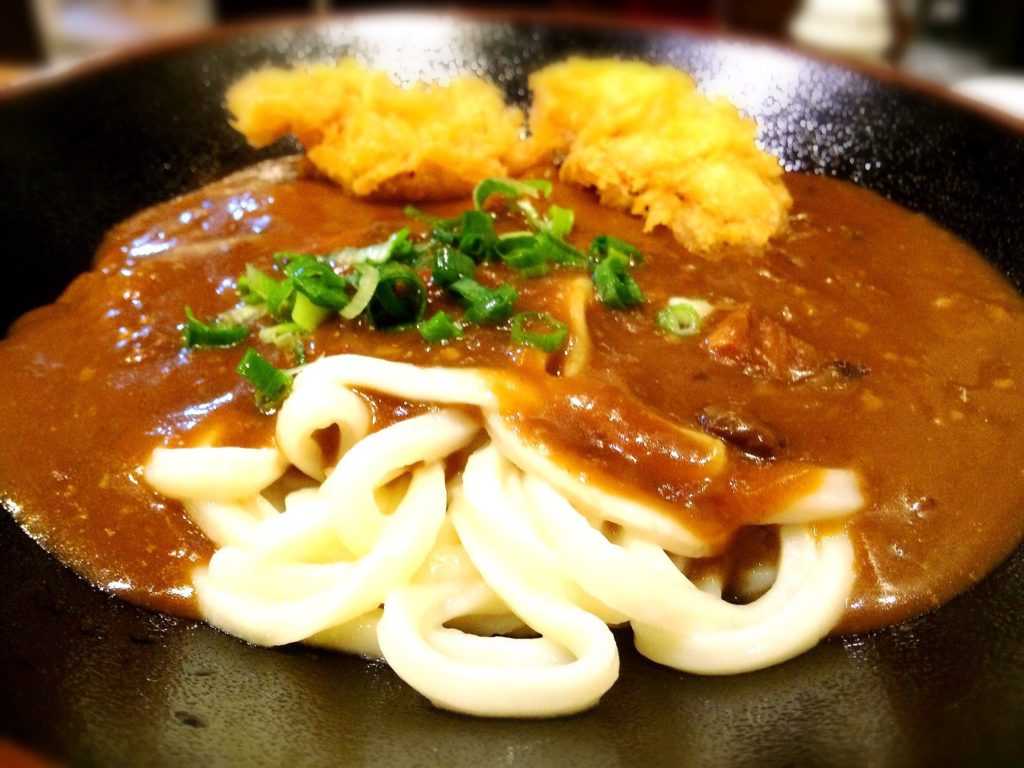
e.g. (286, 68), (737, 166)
(0, 160), (1022, 635)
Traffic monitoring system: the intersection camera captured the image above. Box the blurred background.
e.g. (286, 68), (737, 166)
(1, 0), (1021, 118)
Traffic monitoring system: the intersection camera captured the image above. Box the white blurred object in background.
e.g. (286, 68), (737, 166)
(32, 0), (213, 62)
(953, 76), (1024, 121)
(790, 0), (894, 61)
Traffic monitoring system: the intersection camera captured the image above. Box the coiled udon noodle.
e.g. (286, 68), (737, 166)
(145, 354), (862, 717)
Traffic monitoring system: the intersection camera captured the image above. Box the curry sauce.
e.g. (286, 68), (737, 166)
(1, 161), (1022, 635)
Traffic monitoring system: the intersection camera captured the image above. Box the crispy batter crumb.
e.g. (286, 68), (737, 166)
(527, 58), (792, 252)
(226, 59), (526, 201)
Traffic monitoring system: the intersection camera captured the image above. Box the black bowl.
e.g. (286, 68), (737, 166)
(1, 13), (1022, 767)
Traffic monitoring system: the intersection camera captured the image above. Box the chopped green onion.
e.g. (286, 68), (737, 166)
(510, 311), (568, 353)
(657, 297), (714, 336)
(496, 192), (571, 238)
(385, 229), (417, 263)
(266, 278), (297, 321)
(495, 231), (588, 275)
(418, 311), (464, 343)
(423, 216), (458, 248)
(403, 205), (440, 225)
(448, 277), (489, 304)
(340, 265), (380, 320)
(473, 178), (552, 211)
(331, 228), (415, 267)
(589, 234), (643, 265)
(216, 303), (264, 327)
(258, 322), (301, 348)
(431, 247), (476, 287)
(181, 307), (248, 348)
(515, 199), (545, 231)
(238, 264), (279, 304)
(536, 232), (589, 268)
(236, 348), (292, 411)
(332, 243), (388, 266)
(368, 263), (427, 329)
(454, 210), (499, 262)
(469, 284), (518, 325)
(283, 255), (349, 310)
(292, 342), (307, 367)
(292, 291), (332, 332)
(657, 301), (703, 336)
(273, 250), (316, 267)
(592, 253), (645, 309)
(419, 210), (499, 262)
(496, 234), (549, 277)
(450, 278), (518, 325)
(544, 205), (574, 238)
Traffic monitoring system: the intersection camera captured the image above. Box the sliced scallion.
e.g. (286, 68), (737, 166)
(657, 301), (703, 336)
(450, 278), (518, 325)
(340, 265), (380, 320)
(238, 264), (279, 304)
(258, 322), (301, 348)
(469, 284), (518, 325)
(181, 307), (248, 348)
(656, 297), (714, 336)
(496, 235), (549, 277)
(330, 228), (416, 268)
(510, 311), (568, 353)
(236, 348), (292, 411)
(515, 199), (545, 231)
(403, 205), (439, 226)
(384, 229), (417, 263)
(544, 204), (574, 238)
(291, 291), (332, 332)
(592, 253), (644, 309)
(273, 250), (316, 267)
(418, 311), (464, 343)
(537, 232), (589, 268)
(423, 216), (458, 248)
(455, 210), (499, 262)
(216, 303), (264, 327)
(589, 234), (643, 265)
(283, 255), (349, 310)
(368, 263), (427, 329)
(473, 178), (552, 211)
(448, 277), (489, 304)
(431, 246), (476, 287)
(265, 278), (297, 321)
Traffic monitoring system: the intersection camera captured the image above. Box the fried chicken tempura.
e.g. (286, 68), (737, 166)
(226, 57), (791, 251)
(527, 58), (792, 252)
(227, 59), (526, 201)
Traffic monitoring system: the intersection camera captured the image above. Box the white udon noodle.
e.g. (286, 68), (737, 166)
(144, 353), (862, 717)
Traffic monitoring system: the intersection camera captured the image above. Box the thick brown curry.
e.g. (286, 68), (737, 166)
(1, 161), (1022, 635)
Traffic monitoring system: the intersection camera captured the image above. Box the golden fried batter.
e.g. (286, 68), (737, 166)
(227, 58), (791, 251)
(227, 59), (525, 201)
(527, 58), (791, 252)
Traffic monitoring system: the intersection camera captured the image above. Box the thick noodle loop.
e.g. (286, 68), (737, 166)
(143, 354), (864, 717)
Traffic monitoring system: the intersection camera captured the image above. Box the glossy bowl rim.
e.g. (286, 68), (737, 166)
(3, 7), (1022, 136)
